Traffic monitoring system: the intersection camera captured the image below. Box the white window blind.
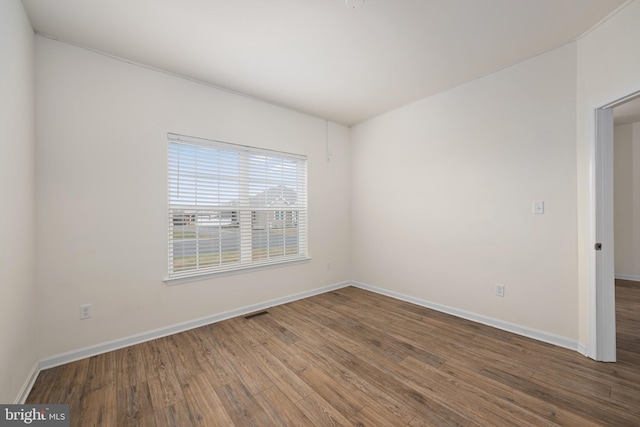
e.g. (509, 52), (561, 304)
(167, 133), (308, 280)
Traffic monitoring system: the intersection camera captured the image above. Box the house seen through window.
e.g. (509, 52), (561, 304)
(167, 133), (308, 280)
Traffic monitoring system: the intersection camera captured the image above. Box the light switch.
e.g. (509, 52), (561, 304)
(533, 200), (544, 214)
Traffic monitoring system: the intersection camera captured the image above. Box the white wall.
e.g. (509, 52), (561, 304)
(576, 0), (640, 346)
(0, 0), (37, 403)
(35, 36), (350, 359)
(351, 44), (579, 341)
(614, 122), (640, 280)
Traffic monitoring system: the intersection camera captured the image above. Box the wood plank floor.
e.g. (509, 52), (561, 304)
(27, 283), (640, 426)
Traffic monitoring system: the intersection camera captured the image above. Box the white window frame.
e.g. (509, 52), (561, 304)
(165, 133), (308, 284)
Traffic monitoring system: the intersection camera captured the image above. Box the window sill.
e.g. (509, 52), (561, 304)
(164, 257), (311, 286)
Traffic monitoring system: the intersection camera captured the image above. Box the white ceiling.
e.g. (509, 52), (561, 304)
(21, 0), (627, 125)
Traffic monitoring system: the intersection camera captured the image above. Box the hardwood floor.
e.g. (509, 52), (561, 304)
(616, 279), (640, 366)
(27, 284), (640, 426)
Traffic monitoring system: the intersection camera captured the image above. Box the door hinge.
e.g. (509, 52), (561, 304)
(594, 243), (602, 251)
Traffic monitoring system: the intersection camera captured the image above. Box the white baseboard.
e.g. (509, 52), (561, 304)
(577, 343), (589, 357)
(39, 281), (350, 370)
(615, 274), (640, 282)
(349, 281), (580, 352)
(23, 278), (586, 401)
(15, 360), (40, 404)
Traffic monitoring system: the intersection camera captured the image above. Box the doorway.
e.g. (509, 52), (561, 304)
(613, 97), (640, 363)
(593, 92), (640, 362)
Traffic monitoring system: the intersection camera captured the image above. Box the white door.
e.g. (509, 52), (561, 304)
(593, 107), (616, 362)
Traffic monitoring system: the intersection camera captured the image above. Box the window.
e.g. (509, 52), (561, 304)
(167, 133), (308, 280)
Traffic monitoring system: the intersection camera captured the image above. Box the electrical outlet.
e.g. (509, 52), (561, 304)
(495, 284), (505, 297)
(80, 304), (93, 320)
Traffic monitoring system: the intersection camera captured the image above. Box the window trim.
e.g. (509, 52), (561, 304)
(164, 256), (311, 285)
(165, 133), (308, 283)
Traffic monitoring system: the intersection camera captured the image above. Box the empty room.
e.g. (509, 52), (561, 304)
(2, 0), (640, 425)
